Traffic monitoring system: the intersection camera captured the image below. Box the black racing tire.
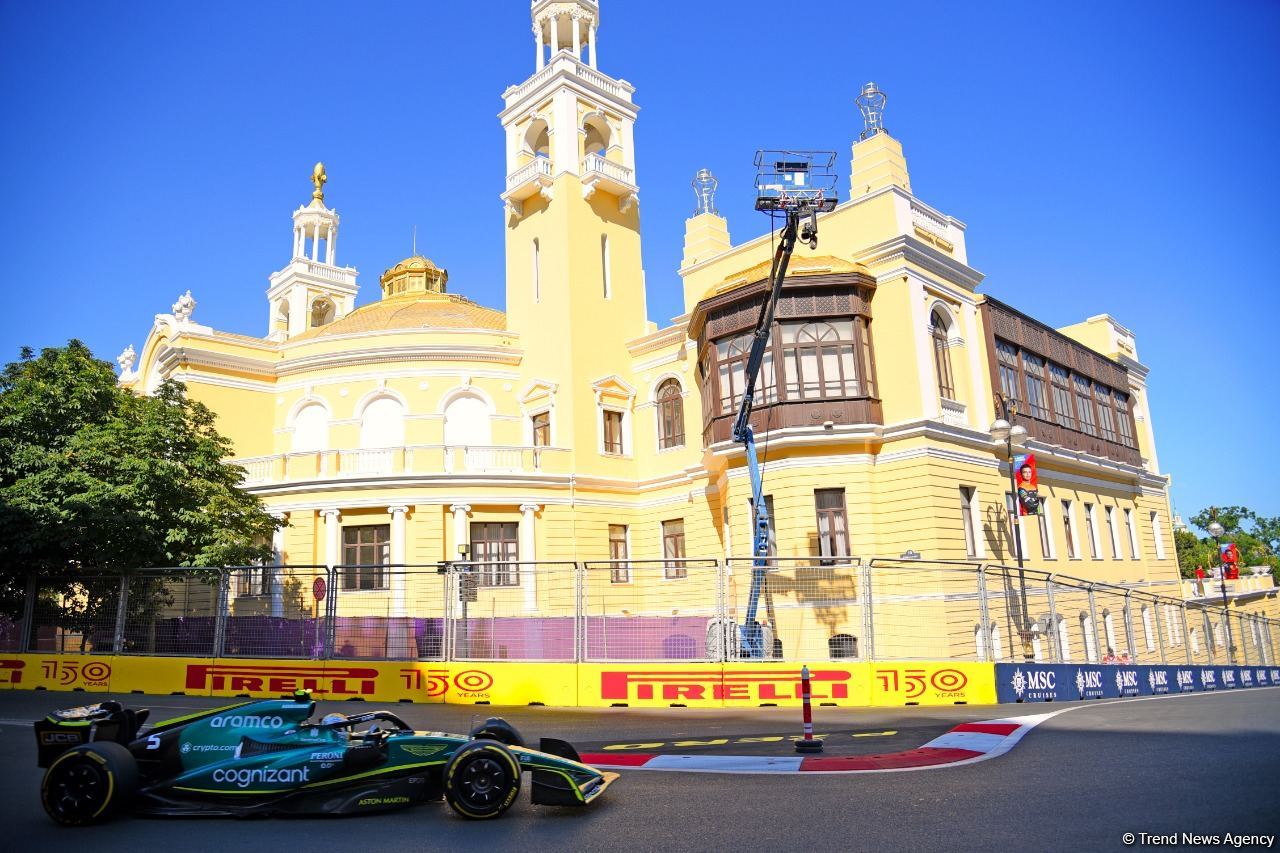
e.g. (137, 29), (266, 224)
(469, 716), (525, 748)
(41, 742), (138, 826)
(444, 739), (522, 820)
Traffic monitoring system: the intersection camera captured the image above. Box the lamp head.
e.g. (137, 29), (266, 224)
(1009, 424), (1029, 448)
(1207, 522), (1225, 539)
(989, 418), (1011, 443)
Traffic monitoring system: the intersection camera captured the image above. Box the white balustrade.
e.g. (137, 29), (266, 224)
(507, 156), (553, 189)
(582, 154), (633, 186)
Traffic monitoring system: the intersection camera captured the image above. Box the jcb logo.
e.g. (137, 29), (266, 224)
(185, 664), (377, 695)
(40, 731), (83, 745)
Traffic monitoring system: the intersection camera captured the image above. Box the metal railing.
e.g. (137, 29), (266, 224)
(6, 560), (1278, 665)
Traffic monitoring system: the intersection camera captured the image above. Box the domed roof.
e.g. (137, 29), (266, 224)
(380, 254), (448, 299)
(384, 255), (441, 274)
(293, 293), (506, 340)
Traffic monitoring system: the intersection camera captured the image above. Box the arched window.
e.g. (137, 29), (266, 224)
(525, 118), (549, 159)
(1057, 616), (1072, 663)
(656, 379), (684, 450)
(1080, 612), (1098, 662)
(583, 114), (611, 157)
(359, 397), (405, 449)
(311, 297), (335, 328)
(1141, 605), (1155, 652)
(780, 320), (859, 399)
(291, 403), (329, 453)
(991, 622), (1004, 661)
(444, 393), (492, 446)
(1102, 609), (1117, 657)
(930, 308), (956, 399)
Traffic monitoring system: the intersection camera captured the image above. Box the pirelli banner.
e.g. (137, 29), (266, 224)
(0, 655), (997, 708)
(994, 663), (1280, 703)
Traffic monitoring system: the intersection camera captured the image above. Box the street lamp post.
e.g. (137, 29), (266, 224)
(1207, 521), (1234, 664)
(991, 395), (1030, 658)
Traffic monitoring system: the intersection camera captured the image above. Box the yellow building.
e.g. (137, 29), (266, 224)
(117, 1), (1272, 666)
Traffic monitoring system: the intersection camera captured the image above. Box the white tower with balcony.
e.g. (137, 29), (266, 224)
(500, 0), (648, 454)
(265, 162), (360, 340)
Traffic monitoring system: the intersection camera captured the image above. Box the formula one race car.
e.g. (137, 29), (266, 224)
(34, 691), (616, 825)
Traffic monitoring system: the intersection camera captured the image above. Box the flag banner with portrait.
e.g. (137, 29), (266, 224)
(1015, 453), (1041, 516)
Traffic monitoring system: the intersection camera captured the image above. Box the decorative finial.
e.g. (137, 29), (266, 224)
(172, 290), (196, 323)
(116, 345), (137, 374)
(311, 162), (327, 202)
(692, 168), (718, 216)
(856, 82), (887, 141)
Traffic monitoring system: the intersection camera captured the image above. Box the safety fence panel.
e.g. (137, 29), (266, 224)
(119, 569), (222, 657)
(223, 565), (328, 658)
(1128, 594), (1162, 664)
(583, 560), (721, 661)
(864, 561), (985, 661)
(1044, 579), (1096, 664)
(328, 566), (449, 662)
(723, 558), (863, 662)
(25, 574), (125, 654)
(1091, 585), (1132, 663)
(450, 562), (578, 662)
(983, 567), (1053, 663)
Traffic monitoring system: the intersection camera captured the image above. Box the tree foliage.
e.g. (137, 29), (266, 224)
(1178, 505), (1280, 583)
(0, 341), (279, 596)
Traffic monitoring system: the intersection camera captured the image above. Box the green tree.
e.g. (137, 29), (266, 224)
(1181, 505), (1280, 584)
(0, 341), (279, 631)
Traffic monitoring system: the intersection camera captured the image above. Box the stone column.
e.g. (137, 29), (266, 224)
(588, 22), (597, 68)
(535, 20), (545, 69)
(450, 504), (472, 559)
(549, 13), (559, 54)
(293, 226), (302, 258)
(270, 512), (289, 618)
(388, 505), (411, 657)
(571, 13), (581, 59)
(310, 224), (320, 261)
(519, 504), (540, 610)
(326, 224), (337, 265)
(321, 508), (342, 568)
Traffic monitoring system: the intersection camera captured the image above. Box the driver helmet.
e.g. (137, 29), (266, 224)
(321, 712), (349, 740)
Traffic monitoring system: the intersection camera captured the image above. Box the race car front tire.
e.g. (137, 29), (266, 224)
(444, 739), (522, 820)
(40, 741), (138, 826)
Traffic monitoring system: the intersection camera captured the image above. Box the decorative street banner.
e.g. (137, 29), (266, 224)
(1015, 453), (1041, 516)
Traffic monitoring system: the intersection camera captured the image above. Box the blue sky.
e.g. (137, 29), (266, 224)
(1, 1), (1277, 524)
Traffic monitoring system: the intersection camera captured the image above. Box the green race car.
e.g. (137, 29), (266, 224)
(34, 691), (616, 825)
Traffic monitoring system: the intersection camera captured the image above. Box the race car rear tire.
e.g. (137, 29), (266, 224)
(444, 739), (522, 820)
(41, 741), (138, 826)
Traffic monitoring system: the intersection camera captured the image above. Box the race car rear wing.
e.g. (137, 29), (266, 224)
(34, 701), (149, 768)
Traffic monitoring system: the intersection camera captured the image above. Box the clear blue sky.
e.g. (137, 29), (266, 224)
(2, 1), (1277, 524)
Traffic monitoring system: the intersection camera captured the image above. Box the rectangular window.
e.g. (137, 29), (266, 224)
(236, 567), (269, 597)
(1115, 393), (1135, 448)
(1038, 500), (1057, 559)
(602, 409), (624, 455)
(1062, 500), (1079, 559)
(1049, 363), (1076, 430)
(531, 411), (551, 447)
(1005, 492), (1028, 561)
(1150, 511), (1167, 560)
(662, 519), (686, 578)
(1084, 503), (1100, 558)
(1074, 375), (1097, 436)
(1125, 508), (1140, 559)
(716, 333), (775, 415)
(815, 488), (850, 562)
(1105, 506), (1122, 559)
(342, 525), (390, 590)
(1021, 351), (1051, 420)
(470, 522), (519, 587)
(608, 524), (630, 583)
(960, 486), (978, 559)
(996, 340), (1021, 406)
(1095, 385), (1117, 442)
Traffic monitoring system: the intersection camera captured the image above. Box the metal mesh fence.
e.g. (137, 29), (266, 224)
(451, 562), (578, 662)
(722, 558), (863, 662)
(12, 562), (1280, 664)
(584, 560), (721, 661)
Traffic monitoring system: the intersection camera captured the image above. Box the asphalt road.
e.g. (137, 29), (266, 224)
(2, 689), (1278, 852)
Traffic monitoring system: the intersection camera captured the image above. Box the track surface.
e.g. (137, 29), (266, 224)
(2, 689), (1278, 852)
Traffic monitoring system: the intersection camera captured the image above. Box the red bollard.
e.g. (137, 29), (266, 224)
(793, 665), (824, 753)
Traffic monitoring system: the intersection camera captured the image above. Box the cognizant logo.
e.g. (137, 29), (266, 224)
(211, 766), (310, 788)
(210, 715), (286, 730)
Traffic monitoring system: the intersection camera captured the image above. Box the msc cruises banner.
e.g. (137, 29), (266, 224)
(995, 663), (1280, 703)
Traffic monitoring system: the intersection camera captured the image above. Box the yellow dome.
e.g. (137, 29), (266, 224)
(293, 293), (505, 339)
(380, 254), (448, 298)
